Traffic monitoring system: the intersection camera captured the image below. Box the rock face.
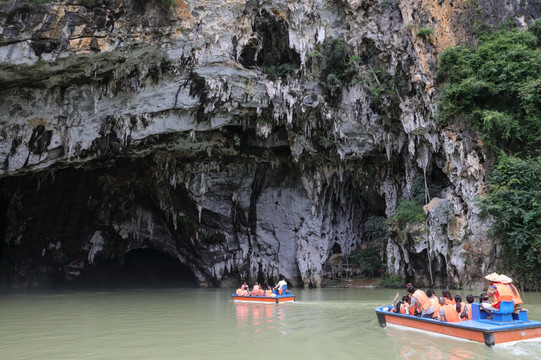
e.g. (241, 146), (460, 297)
(0, 0), (538, 288)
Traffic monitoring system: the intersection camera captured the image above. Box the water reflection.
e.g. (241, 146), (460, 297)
(235, 303), (276, 332)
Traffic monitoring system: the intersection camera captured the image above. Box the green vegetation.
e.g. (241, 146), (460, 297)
(480, 156), (541, 283)
(318, 135), (335, 149)
(351, 246), (382, 276)
(311, 38), (360, 101)
(349, 216), (389, 276)
(380, 274), (403, 288)
(410, 173), (442, 204)
(416, 28), (434, 38)
(437, 20), (541, 285)
(364, 216), (389, 244)
(264, 63), (296, 80)
(360, 67), (397, 105)
(437, 23), (541, 156)
(392, 200), (426, 229)
(179, 216), (199, 234)
(388, 199), (427, 245)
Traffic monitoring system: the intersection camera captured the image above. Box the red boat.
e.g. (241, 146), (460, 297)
(232, 294), (295, 303)
(375, 302), (541, 346)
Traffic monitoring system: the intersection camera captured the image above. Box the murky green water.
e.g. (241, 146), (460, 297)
(1, 288), (540, 360)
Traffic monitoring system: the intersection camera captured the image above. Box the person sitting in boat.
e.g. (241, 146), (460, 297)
(274, 278), (288, 295)
(265, 285), (274, 297)
(406, 286), (434, 318)
(482, 272), (514, 313)
(390, 292), (403, 313)
(405, 296), (416, 315)
(426, 289), (441, 319)
(266, 286), (277, 297)
(241, 285), (250, 296)
(438, 297), (460, 322)
(454, 295), (466, 321)
(235, 287), (243, 296)
(252, 282), (261, 296)
(391, 295), (410, 314)
(442, 289), (455, 305)
(460, 294), (474, 320)
(499, 275), (525, 313)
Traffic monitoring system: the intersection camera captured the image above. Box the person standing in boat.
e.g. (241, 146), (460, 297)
(274, 278), (288, 295)
(406, 286), (434, 318)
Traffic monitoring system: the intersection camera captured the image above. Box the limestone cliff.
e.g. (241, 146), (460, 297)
(0, 0), (538, 288)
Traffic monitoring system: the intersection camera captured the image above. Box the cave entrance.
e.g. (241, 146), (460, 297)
(81, 248), (198, 288)
(121, 248), (198, 288)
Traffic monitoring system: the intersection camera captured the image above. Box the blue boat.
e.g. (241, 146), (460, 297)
(375, 302), (541, 346)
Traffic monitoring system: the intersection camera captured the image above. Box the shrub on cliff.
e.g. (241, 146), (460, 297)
(437, 25), (541, 157)
(416, 27), (434, 38)
(480, 156), (541, 284)
(388, 199), (427, 245)
(437, 22), (541, 286)
(310, 38), (360, 102)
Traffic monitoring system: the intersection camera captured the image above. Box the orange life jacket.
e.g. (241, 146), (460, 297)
(399, 303), (407, 314)
(265, 289), (273, 296)
(413, 290), (432, 311)
(408, 305), (415, 315)
(441, 304), (459, 322)
(506, 284), (524, 306)
(241, 289), (249, 296)
(429, 297), (440, 318)
(236, 288), (242, 296)
(492, 283), (514, 309)
(444, 298), (455, 305)
(253, 285), (260, 292)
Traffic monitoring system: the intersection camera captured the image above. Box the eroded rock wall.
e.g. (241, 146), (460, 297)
(0, 0), (538, 288)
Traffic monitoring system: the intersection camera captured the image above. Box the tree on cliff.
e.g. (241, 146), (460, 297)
(437, 20), (541, 288)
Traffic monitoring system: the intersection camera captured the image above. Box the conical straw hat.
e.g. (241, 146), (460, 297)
(484, 272), (500, 282)
(497, 274), (513, 284)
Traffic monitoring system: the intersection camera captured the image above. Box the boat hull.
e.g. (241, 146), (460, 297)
(375, 306), (541, 346)
(232, 294), (295, 303)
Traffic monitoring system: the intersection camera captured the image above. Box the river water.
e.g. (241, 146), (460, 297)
(1, 287), (540, 360)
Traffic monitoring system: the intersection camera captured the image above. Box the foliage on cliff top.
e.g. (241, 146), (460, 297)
(480, 156), (541, 285)
(437, 20), (541, 286)
(437, 22), (541, 157)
